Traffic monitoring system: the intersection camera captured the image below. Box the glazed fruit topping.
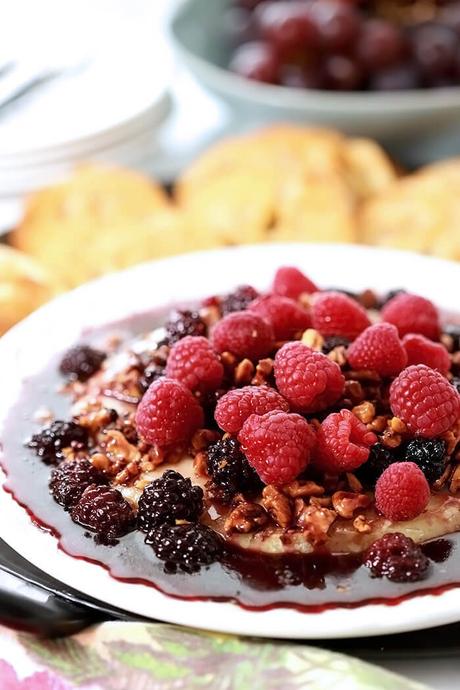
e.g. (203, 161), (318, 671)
(211, 311), (274, 361)
(311, 291), (371, 340)
(49, 459), (107, 509)
(390, 365), (460, 437)
(137, 470), (203, 533)
(272, 266), (317, 299)
(60, 345), (106, 382)
(206, 436), (261, 498)
(238, 410), (316, 485)
(28, 421), (89, 464)
(364, 533), (430, 583)
(314, 409), (377, 473)
(165, 336), (224, 393)
(274, 341), (345, 413)
(381, 292), (440, 340)
(164, 309), (207, 345)
(70, 485), (135, 544)
(135, 378), (204, 447)
(214, 385), (289, 434)
(220, 285), (259, 315)
(375, 462), (430, 522)
(145, 523), (223, 573)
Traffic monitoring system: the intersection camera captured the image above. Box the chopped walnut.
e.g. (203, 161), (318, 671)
(369, 415), (388, 433)
(192, 429), (221, 452)
(389, 416), (407, 434)
(441, 427), (460, 456)
(301, 329), (324, 351)
(262, 486), (292, 528)
(200, 305), (220, 327)
(144, 445), (166, 468)
(353, 514), (371, 533)
(251, 358), (274, 386)
(91, 452), (110, 471)
(77, 407), (117, 434)
(234, 358), (255, 385)
(381, 428), (402, 448)
(345, 369), (381, 383)
(327, 346), (347, 367)
(450, 465), (460, 494)
(310, 496), (333, 508)
(344, 380), (365, 405)
(282, 480), (325, 498)
(114, 460), (140, 485)
(352, 401), (376, 425)
(441, 333), (454, 353)
(332, 491), (370, 519)
(220, 351), (237, 370)
(103, 430), (140, 463)
(296, 503), (337, 545)
(224, 501), (269, 534)
(193, 451), (209, 478)
(346, 473), (363, 493)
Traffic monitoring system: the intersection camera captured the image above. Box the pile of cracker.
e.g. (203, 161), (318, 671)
(5, 124), (460, 334)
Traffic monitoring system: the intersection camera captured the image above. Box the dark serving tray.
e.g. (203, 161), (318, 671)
(0, 536), (459, 655)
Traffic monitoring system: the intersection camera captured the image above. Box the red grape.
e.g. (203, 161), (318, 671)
(310, 0), (361, 52)
(356, 19), (407, 71)
(323, 54), (364, 90)
(229, 41), (280, 83)
(255, 2), (320, 60)
(411, 23), (457, 79)
(370, 63), (421, 91)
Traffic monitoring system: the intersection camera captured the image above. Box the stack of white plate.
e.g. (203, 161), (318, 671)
(0, 0), (172, 233)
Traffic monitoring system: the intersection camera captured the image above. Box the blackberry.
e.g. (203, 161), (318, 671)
(28, 421), (89, 464)
(207, 437), (261, 498)
(145, 523), (222, 573)
(403, 438), (447, 484)
(221, 285), (259, 315)
(71, 485), (135, 544)
(451, 377), (460, 394)
(164, 310), (207, 345)
(363, 532), (430, 583)
(322, 335), (351, 354)
(444, 324), (460, 352)
(355, 443), (395, 488)
(137, 470), (203, 532)
(60, 345), (106, 382)
(50, 459), (107, 509)
(139, 361), (165, 394)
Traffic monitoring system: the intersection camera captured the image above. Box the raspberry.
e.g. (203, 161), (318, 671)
(146, 523), (222, 573)
(165, 336), (224, 393)
(389, 365), (460, 437)
(164, 310), (207, 345)
(375, 462), (430, 521)
(206, 437), (261, 497)
(135, 378), (204, 447)
(211, 311), (274, 361)
(49, 459), (107, 509)
(314, 409), (377, 473)
(381, 293), (440, 340)
(214, 385), (289, 433)
(28, 421), (88, 464)
(137, 470), (203, 532)
(402, 333), (451, 375)
(272, 266), (318, 299)
(249, 294), (311, 340)
(59, 345), (106, 382)
(356, 443), (396, 488)
(404, 438), (447, 484)
(238, 410), (315, 485)
(347, 323), (407, 377)
(311, 291), (371, 340)
(274, 342), (345, 413)
(221, 285), (259, 315)
(364, 533), (429, 582)
(71, 484), (135, 543)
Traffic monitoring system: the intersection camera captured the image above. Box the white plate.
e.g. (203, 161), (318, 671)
(0, 243), (459, 639)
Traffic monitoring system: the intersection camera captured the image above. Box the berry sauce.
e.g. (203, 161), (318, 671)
(1, 309), (460, 613)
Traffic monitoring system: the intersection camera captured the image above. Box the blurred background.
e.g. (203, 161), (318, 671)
(3, 0), (460, 335)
